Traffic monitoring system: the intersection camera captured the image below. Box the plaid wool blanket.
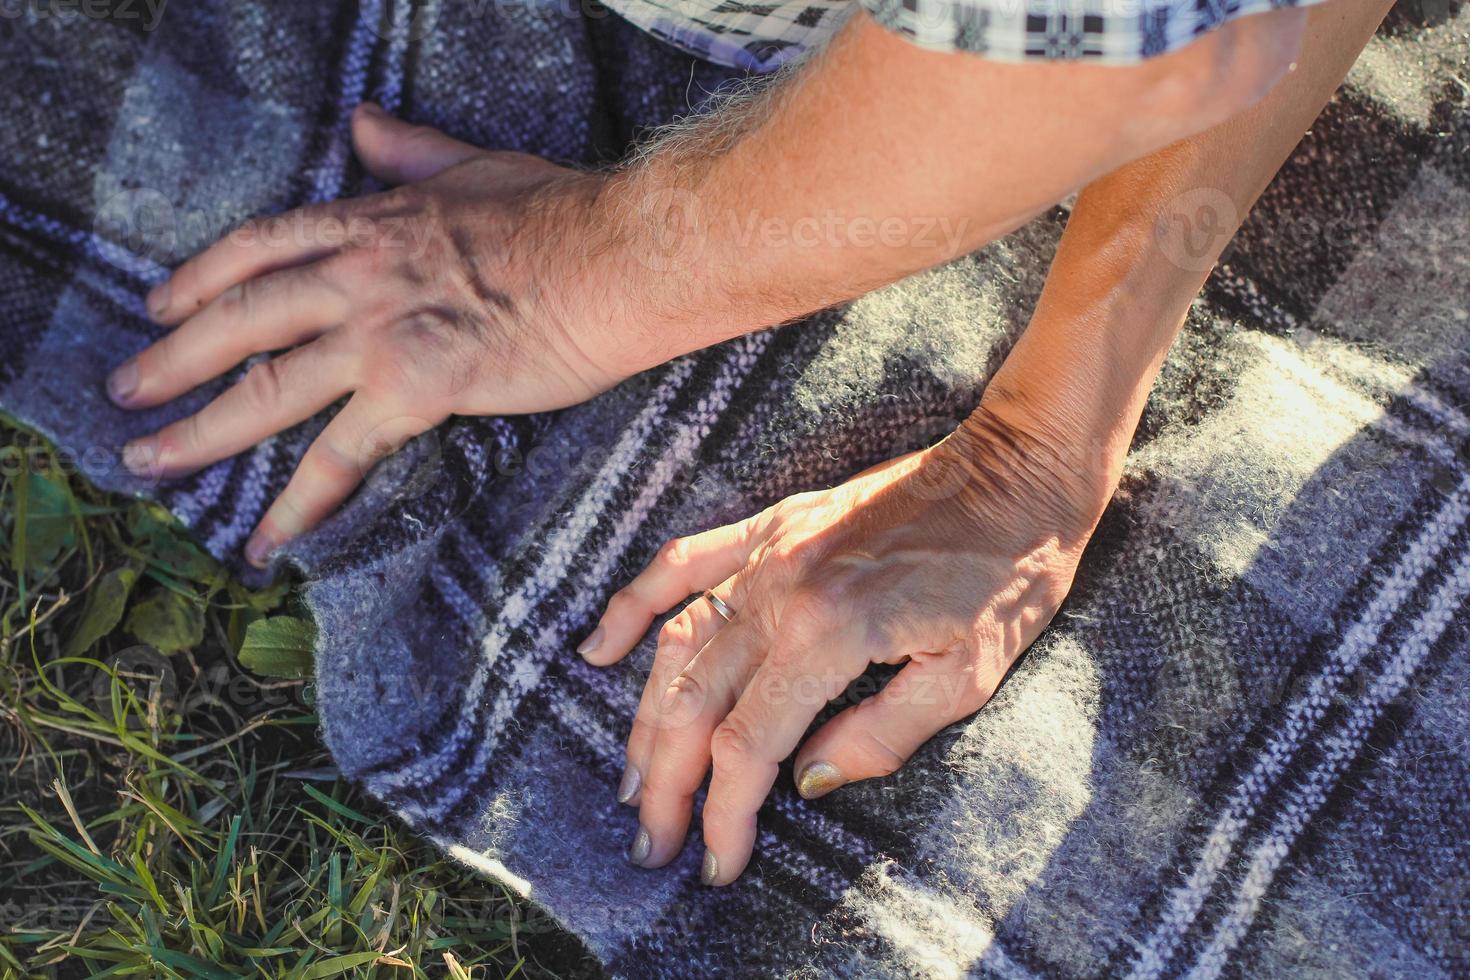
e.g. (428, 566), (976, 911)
(2, 1), (1468, 976)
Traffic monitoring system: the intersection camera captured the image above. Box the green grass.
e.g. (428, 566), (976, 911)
(0, 418), (594, 978)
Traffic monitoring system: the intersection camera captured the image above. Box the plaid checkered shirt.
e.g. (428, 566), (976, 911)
(601, 0), (1333, 73)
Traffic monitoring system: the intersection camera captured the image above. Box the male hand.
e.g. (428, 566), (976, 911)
(110, 104), (632, 565)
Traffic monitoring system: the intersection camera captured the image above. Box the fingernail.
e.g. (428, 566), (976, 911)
(576, 625), (604, 658)
(358, 101), (385, 118)
(244, 532), (277, 569)
(121, 436), (158, 476)
(616, 763), (641, 805)
(146, 281), (170, 320)
(627, 826), (652, 866)
(796, 761), (845, 800)
(700, 849), (719, 886)
(107, 359), (139, 406)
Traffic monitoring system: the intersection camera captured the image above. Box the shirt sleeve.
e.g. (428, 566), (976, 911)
(856, 0), (1328, 66)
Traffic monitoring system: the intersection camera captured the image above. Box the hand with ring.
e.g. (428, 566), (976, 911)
(580, 403), (1110, 885)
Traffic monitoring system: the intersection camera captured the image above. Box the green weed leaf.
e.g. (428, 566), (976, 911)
(238, 616), (315, 678)
(65, 566), (139, 657)
(125, 587), (205, 653)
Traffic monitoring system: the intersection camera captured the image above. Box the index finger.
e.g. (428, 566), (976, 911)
(148, 202), (354, 324)
(581, 511), (770, 667)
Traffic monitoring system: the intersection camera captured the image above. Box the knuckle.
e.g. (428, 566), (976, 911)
(750, 506), (781, 540)
(351, 233), (394, 275)
(338, 227), (385, 265)
(373, 311), (482, 399)
(335, 224), (392, 272)
(666, 669), (704, 707)
(656, 671), (706, 729)
(709, 716), (760, 771)
(782, 490), (822, 511)
(766, 538), (821, 577)
(656, 535), (690, 569)
(784, 582), (844, 632)
(656, 612), (696, 652)
(297, 259), (348, 305)
(240, 358), (286, 413)
(306, 438), (361, 482)
(764, 540), (802, 570)
(217, 281), (254, 321)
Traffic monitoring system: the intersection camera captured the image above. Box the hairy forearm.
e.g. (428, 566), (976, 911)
(970, 0), (1395, 526)
(582, 8), (1305, 375)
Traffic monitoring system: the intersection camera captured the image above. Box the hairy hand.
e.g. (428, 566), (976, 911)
(110, 103), (630, 566)
(582, 407), (1107, 885)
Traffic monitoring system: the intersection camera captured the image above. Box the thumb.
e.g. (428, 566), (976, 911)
(351, 103), (482, 184)
(792, 655), (992, 799)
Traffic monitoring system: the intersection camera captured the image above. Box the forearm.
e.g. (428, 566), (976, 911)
(968, 0), (1395, 528)
(582, 9), (1304, 375)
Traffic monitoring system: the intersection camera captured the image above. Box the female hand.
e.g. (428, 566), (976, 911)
(109, 103), (639, 566)
(581, 404), (1112, 885)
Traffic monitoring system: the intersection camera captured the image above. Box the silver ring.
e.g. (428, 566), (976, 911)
(702, 590), (736, 623)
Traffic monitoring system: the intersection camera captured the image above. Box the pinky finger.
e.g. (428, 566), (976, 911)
(243, 395), (441, 567)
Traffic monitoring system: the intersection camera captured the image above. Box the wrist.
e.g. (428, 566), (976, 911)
(943, 395), (1124, 546)
(580, 164), (750, 370)
(523, 169), (693, 385)
(965, 216), (1205, 519)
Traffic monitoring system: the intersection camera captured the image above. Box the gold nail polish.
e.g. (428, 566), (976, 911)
(700, 848), (719, 886)
(796, 761), (844, 800)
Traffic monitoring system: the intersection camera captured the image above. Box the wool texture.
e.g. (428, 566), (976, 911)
(1, 1), (1468, 976)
